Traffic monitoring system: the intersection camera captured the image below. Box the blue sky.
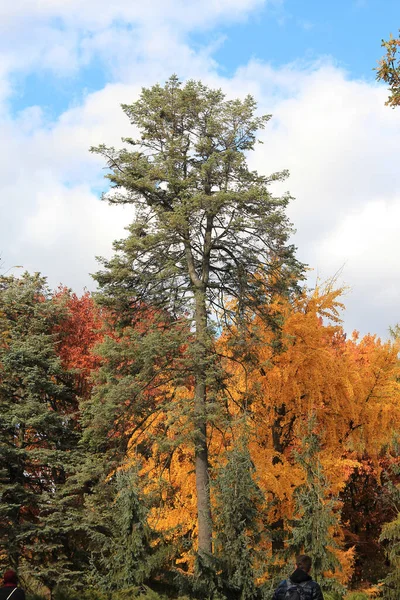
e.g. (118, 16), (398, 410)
(211, 0), (400, 79)
(10, 59), (108, 120)
(1, 0), (400, 337)
(9, 0), (399, 119)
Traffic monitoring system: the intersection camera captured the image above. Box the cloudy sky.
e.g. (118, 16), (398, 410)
(1, 0), (400, 338)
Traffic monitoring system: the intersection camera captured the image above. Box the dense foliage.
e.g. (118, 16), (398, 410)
(2, 77), (400, 600)
(1, 273), (400, 599)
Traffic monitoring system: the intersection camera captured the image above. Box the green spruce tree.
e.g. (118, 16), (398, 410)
(379, 462), (400, 600)
(288, 420), (343, 593)
(213, 438), (264, 600)
(379, 513), (400, 599)
(84, 466), (169, 592)
(0, 273), (82, 590)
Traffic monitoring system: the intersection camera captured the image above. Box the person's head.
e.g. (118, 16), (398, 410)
(295, 555), (312, 574)
(3, 570), (18, 586)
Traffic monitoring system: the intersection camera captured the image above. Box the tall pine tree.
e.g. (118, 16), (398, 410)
(91, 75), (304, 556)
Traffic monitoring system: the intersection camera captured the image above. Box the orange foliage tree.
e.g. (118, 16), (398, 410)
(218, 283), (400, 585)
(53, 289), (104, 399)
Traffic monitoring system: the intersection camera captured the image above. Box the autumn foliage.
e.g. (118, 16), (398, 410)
(2, 274), (400, 597)
(377, 30), (400, 107)
(101, 282), (400, 589)
(53, 289), (105, 397)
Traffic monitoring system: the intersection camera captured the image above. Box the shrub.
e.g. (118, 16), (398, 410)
(110, 587), (166, 600)
(54, 587), (108, 600)
(344, 593), (369, 600)
(324, 592), (343, 600)
(26, 595), (48, 600)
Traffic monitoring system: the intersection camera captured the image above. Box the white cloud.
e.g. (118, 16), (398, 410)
(0, 86), (137, 289)
(0, 0), (266, 30)
(0, 0), (268, 87)
(316, 198), (400, 334)
(234, 60), (400, 336)
(18, 179), (130, 291)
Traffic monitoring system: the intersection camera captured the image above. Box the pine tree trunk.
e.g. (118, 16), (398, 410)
(194, 290), (212, 555)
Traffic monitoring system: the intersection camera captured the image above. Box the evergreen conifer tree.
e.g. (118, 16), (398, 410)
(84, 466), (168, 591)
(288, 420), (342, 592)
(213, 438), (264, 600)
(379, 513), (400, 599)
(379, 464), (400, 599)
(0, 273), (82, 589)
(91, 75), (304, 556)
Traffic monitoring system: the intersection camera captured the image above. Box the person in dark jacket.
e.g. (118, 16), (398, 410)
(0, 570), (26, 600)
(272, 555), (324, 600)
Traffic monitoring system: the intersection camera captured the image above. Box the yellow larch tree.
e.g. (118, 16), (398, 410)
(219, 282), (400, 584)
